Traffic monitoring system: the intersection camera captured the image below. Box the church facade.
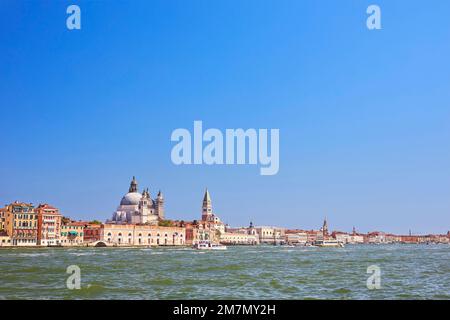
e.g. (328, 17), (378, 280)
(109, 177), (164, 225)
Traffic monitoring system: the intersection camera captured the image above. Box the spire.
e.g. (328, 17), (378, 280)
(129, 176), (138, 193)
(203, 188), (211, 203)
(201, 188), (212, 220)
(157, 190), (163, 199)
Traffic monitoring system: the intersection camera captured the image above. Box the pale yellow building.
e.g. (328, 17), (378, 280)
(60, 222), (85, 246)
(0, 233), (12, 247)
(220, 232), (258, 245)
(101, 224), (185, 246)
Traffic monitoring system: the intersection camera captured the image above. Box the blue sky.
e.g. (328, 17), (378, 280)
(1, 0), (449, 234)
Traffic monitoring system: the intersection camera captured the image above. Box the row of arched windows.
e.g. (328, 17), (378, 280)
(105, 231), (184, 245)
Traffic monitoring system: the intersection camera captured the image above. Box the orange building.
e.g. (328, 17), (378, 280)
(36, 204), (62, 246)
(0, 207), (6, 231)
(4, 201), (38, 246)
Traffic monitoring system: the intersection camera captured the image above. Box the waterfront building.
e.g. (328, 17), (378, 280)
(220, 232), (258, 245)
(367, 232), (387, 244)
(0, 232), (12, 247)
(101, 224), (185, 246)
(399, 234), (419, 244)
(60, 222), (85, 246)
(83, 223), (102, 243)
(36, 204), (62, 246)
(4, 202), (38, 246)
(305, 230), (321, 243)
(350, 234), (365, 244)
(109, 177), (164, 225)
(333, 232), (352, 244)
(0, 207), (6, 231)
(285, 230), (308, 244)
(183, 221), (215, 246)
(254, 226), (286, 244)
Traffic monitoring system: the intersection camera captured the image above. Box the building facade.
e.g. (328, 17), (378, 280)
(60, 222), (85, 246)
(4, 202), (38, 246)
(0, 232), (11, 247)
(101, 224), (185, 246)
(36, 204), (62, 246)
(109, 177), (164, 225)
(285, 230), (308, 244)
(83, 223), (102, 243)
(220, 232), (258, 245)
(254, 226), (286, 244)
(0, 207), (6, 231)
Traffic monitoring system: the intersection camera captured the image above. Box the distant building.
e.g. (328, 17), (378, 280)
(200, 189), (225, 234)
(333, 232), (351, 244)
(305, 230), (321, 243)
(4, 202), (38, 246)
(253, 226), (285, 244)
(109, 177), (164, 225)
(367, 232), (387, 244)
(60, 222), (85, 246)
(0, 207), (6, 231)
(83, 223), (102, 243)
(36, 204), (62, 246)
(100, 224), (185, 246)
(285, 230), (308, 244)
(0, 232), (11, 247)
(220, 232), (258, 245)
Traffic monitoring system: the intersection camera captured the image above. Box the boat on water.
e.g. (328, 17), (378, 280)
(314, 239), (345, 248)
(193, 240), (227, 250)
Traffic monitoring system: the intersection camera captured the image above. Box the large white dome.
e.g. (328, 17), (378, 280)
(120, 192), (142, 206)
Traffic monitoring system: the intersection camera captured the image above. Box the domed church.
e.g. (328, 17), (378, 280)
(109, 177), (164, 225)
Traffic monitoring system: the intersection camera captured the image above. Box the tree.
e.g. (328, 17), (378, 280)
(62, 216), (71, 224)
(158, 220), (174, 227)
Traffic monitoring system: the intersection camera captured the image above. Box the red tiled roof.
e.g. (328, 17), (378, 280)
(37, 203), (58, 210)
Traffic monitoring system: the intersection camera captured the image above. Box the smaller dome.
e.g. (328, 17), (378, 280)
(120, 192), (142, 206)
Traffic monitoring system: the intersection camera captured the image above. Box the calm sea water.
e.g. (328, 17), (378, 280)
(0, 244), (449, 300)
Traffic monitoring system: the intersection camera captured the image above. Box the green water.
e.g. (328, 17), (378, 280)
(0, 244), (449, 299)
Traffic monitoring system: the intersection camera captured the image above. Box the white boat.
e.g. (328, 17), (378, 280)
(194, 240), (227, 250)
(314, 239), (345, 248)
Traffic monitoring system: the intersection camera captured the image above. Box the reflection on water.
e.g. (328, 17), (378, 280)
(0, 244), (449, 299)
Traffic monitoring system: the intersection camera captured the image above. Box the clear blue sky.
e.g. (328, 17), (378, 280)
(1, 0), (449, 234)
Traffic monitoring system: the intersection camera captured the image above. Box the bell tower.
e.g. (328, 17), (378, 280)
(201, 189), (212, 221)
(322, 217), (329, 237)
(156, 190), (164, 220)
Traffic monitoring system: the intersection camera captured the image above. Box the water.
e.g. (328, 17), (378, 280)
(0, 244), (449, 300)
